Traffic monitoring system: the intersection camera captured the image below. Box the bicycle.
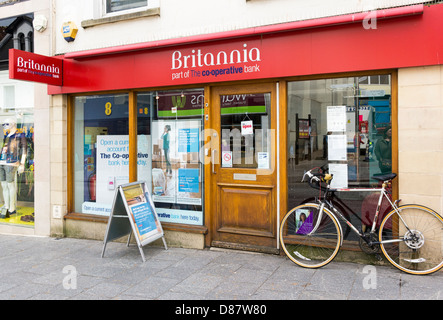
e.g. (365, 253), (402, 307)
(279, 166), (443, 275)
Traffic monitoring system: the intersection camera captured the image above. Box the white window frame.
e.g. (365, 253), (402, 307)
(100, 0), (160, 18)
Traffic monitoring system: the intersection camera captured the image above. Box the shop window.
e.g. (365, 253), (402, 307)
(73, 89), (205, 227)
(142, 89), (205, 226)
(73, 94), (129, 216)
(0, 0), (27, 6)
(105, 0), (153, 14)
(359, 75), (390, 85)
(0, 72), (34, 226)
(287, 75), (392, 242)
(0, 14), (35, 226)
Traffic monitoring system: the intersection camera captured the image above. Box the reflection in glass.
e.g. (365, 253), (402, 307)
(287, 75), (392, 242)
(106, 0), (147, 13)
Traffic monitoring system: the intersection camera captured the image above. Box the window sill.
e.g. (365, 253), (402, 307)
(81, 7), (160, 29)
(64, 212), (207, 234)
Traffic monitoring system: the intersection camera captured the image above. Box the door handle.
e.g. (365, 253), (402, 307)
(212, 149), (217, 174)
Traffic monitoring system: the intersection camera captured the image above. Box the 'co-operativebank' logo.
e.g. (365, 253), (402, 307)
(172, 95), (186, 109)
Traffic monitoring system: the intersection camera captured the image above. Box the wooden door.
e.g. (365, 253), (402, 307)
(209, 83), (278, 253)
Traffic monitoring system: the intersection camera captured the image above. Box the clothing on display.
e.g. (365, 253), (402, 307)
(0, 120), (27, 219)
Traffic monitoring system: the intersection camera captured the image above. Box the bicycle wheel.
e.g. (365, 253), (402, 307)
(301, 197), (352, 239)
(379, 205), (443, 275)
(280, 203), (342, 268)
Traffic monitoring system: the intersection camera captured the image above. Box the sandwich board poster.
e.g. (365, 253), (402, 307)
(121, 183), (162, 244)
(101, 181), (167, 262)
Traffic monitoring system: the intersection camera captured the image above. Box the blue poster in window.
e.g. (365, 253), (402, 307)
(178, 168), (200, 193)
(178, 128), (199, 153)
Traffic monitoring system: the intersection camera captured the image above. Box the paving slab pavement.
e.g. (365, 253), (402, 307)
(0, 233), (442, 306)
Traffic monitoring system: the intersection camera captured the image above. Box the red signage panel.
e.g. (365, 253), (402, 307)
(9, 49), (63, 86)
(47, 3), (443, 95)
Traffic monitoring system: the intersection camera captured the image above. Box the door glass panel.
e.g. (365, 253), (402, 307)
(220, 93), (271, 169)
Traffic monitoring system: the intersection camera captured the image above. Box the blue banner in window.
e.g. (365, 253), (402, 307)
(178, 168), (200, 193)
(178, 128), (199, 153)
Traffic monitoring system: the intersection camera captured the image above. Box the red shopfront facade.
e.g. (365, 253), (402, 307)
(48, 4), (443, 251)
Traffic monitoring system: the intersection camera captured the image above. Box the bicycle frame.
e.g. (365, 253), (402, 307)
(285, 169), (443, 274)
(310, 179), (407, 245)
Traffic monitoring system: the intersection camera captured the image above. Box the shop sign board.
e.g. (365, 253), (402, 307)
(221, 93), (267, 115)
(156, 89), (204, 118)
(101, 181), (167, 262)
(48, 4), (443, 95)
(9, 49), (63, 86)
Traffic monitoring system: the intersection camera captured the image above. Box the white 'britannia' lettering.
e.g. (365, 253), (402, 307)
(172, 43), (261, 70)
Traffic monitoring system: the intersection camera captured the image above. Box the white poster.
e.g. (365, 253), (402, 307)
(241, 120), (253, 135)
(328, 163), (348, 189)
(151, 121), (177, 203)
(137, 134), (153, 192)
(156, 208), (203, 225)
(85, 135), (151, 216)
(151, 120), (202, 205)
(96, 135), (130, 205)
(327, 106), (346, 132)
(327, 135), (347, 161)
(257, 152), (269, 169)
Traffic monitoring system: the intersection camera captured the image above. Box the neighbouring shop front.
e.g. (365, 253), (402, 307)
(42, 4), (443, 252)
(0, 14), (36, 229)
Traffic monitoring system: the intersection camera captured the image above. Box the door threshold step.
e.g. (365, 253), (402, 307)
(211, 241), (280, 255)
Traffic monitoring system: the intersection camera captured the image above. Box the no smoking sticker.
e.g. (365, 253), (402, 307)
(222, 151), (232, 167)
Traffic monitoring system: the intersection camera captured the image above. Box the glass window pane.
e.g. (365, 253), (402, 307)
(369, 75), (379, 84)
(379, 75), (390, 85)
(0, 110), (34, 223)
(220, 93), (271, 168)
(0, 71), (34, 226)
(73, 94), (129, 215)
(358, 76), (369, 84)
(136, 92), (153, 192)
(148, 89), (205, 226)
(106, 0), (147, 13)
(287, 75), (392, 242)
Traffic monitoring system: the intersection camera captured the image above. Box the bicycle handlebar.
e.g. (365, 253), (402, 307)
(302, 168), (333, 190)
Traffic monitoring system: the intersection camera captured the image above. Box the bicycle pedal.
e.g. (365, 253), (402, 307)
(375, 253), (383, 261)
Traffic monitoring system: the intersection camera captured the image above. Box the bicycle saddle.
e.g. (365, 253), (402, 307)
(372, 173), (397, 182)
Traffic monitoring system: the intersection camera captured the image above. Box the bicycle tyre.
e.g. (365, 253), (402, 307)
(280, 203), (342, 268)
(379, 204), (443, 275)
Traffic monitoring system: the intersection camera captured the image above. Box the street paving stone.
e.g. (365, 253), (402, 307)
(0, 234), (442, 304)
